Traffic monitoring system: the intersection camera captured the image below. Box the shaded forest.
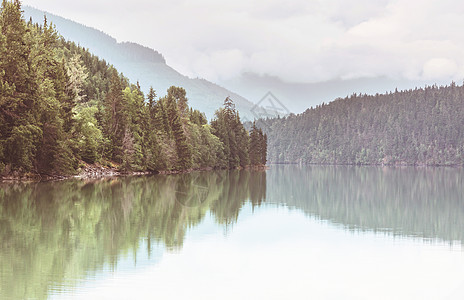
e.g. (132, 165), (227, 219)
(260, 83), (464, 166)
(0, 0), (266, 177)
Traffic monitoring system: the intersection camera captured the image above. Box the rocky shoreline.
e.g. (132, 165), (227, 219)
(0, 162), (269, 182)
(0, 163), (146, 182)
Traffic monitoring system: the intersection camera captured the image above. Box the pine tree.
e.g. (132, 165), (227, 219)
(167, 86), (188, 118)
(234, 113), (249, 167)
(147, 86), (157, 119)
(166, 87), (192, 170)
(104, 70), (126, 162)
(211, 108), (230, 166)
(0, 0), (39, 171)
(249, 122), (260, 165)
(0, 1), (66, 173)
(261, 132), (267, 165)
(54, 61), (76, 133)
(211, 97), (251, 169)
(33, 17), (77, 174)
(156, 98), (171, 137)
(249, 123), (267, 166)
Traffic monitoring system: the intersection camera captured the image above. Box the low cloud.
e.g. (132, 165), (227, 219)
(422, 58), (458, 80)
(22, 0), (464, 84)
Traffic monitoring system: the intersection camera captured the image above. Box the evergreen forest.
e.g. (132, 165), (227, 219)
(260, 83), (464, 166)
(0, 0), (267, 177)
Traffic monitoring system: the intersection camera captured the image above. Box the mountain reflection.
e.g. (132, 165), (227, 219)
(0, 170), (266, 300)
(1, 166), (463, 299)
(267, 165), (464, 243)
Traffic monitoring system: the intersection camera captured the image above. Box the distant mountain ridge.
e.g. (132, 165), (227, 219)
(23, 6), (263, 120)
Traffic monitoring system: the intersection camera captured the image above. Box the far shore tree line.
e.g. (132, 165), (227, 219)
(260, 83), (464, 166)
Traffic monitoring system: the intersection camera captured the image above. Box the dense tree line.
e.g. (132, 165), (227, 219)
(259, 83), (464, 166)
(0, 0), (267, 177)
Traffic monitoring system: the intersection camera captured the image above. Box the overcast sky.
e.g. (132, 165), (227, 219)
(21, 0), (464, 85)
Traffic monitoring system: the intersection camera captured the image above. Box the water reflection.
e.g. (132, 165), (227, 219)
(0, 170), (266, 300)
(267, 165), (464, 243)
(1, 166), (463, 299)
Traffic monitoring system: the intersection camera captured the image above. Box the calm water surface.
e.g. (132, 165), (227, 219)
(1, 165), (463, 299)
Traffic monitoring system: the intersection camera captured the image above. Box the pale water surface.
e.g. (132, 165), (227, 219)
(0, 166), (463, 299)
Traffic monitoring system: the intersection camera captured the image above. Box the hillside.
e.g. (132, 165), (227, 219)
(0, 1), (266, 178)
(259, 83), (464, 166)
(23, 6), (263, 120)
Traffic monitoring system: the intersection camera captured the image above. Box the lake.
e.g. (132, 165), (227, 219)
(1, 165), (463, 299)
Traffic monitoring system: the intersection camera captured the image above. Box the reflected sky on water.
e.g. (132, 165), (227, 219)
(1, 166), (463, 299)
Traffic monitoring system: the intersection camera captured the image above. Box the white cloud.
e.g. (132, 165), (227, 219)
(422, 58), (458, 80)
(21, 0), (464, 84)
(191, 49), (246, 81)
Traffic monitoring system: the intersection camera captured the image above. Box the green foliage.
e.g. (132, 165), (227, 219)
(103, 70), (126, 163)
(0, 1), (267, 176)
(261, 84), (464, 166)
(190, 124), (227, 169)
(189, 108), (207, 126)
(211, 97), (251, 168)
(74, 104), (103, 163)
(0, 1), (76, 174)
(5, 124), (42, 171)
(165, 87), (192, 170)
(0, 0), (35, 171)
(249, 122), (267, 166)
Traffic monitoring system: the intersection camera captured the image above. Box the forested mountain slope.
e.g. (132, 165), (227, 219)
(260, 83), (464, 166)
(0, 1), (266, 177)
(23, 6), (263, 120)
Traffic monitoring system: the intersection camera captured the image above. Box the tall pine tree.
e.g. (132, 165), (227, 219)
(165, 87), (192, 170)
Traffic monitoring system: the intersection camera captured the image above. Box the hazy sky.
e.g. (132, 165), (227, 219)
(21, 0), (464, 85)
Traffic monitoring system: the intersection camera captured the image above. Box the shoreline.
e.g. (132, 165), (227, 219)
(268, 162), (464, 167)
(0, 163), (270, 183)
(2, 161), (462, 182)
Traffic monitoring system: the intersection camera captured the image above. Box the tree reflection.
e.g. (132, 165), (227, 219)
(0, 170), (266, 299)
(1, 165), (462, 299)
(267, 165), (464, 243)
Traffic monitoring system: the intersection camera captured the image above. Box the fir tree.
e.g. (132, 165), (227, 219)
(166, 87), (192, 170)
(104, 70), (126, 162)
